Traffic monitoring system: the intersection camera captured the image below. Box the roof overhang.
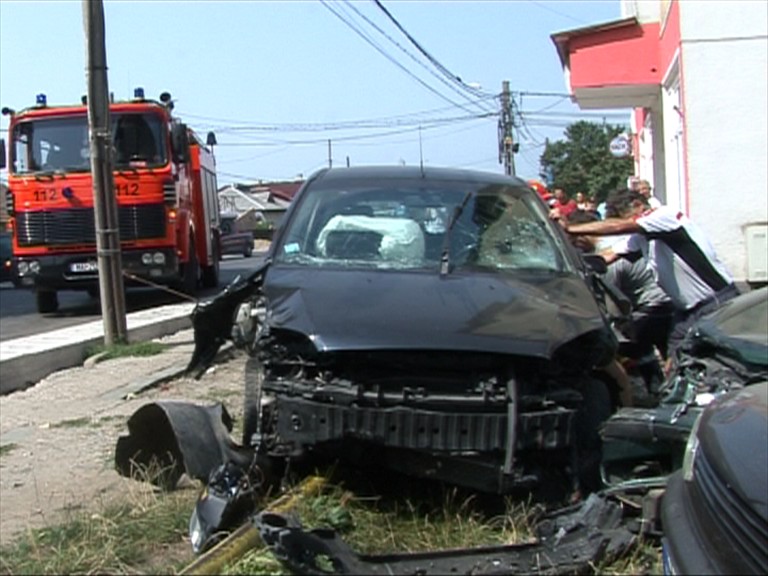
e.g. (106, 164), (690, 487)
(551, 17), (661, 110)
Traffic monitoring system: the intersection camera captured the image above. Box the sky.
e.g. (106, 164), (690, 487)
(0, 0), (629, 186)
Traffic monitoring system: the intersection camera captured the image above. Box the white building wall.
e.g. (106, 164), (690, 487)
(620, 0), (660, 23)
(679, 0), (768, 281)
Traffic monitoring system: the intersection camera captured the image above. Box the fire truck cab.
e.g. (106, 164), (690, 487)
(0, 89), (222, 313)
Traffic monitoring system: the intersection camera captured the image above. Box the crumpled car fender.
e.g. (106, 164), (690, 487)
(115, 401), (252, 489)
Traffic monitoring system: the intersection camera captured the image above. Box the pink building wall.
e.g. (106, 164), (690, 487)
(567, 23), (661, 89)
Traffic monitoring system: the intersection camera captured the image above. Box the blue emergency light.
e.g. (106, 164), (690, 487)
(134, 87), (145, 99)
(35, 93), (47, 107)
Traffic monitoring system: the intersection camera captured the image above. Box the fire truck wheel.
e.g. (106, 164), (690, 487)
(182, 236), (200, 295)
(36, 290), (59, 314)
(202, 234), (220, 288)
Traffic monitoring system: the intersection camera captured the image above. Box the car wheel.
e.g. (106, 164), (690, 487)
(36, 289), (59, 314)
(243, 355), (264, 447)
(244, 241), (253, 258)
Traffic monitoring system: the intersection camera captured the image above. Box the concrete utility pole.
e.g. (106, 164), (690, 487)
(499, 80), (516, 176)
(83, 0), (127, 345)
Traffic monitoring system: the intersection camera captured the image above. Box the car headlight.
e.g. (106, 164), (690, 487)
(188, 501), (206, 554)
(141, 253), (153, 265)
(153, 252), (165, 265)
(682, 411), (703, 482)
(29, 261), (40, 273)
(18, 261), (29, 274)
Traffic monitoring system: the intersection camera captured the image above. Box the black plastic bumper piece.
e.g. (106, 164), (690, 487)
(254, 493), (636, 575)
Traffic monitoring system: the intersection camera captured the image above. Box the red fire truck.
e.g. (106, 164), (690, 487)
(0, 89), (222, 313)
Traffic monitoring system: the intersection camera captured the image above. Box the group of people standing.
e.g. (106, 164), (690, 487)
(534, 178), (739, 405)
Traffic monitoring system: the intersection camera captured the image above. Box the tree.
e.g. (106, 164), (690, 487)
(539, 121), (633, 204)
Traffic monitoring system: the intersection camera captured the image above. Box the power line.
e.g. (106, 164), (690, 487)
(341, 0), (495, 114)
(320, 0), (478, 113)
(372, 0), (496, 101)
(177, 98), (498, 129)
(210, 115), (494, 147)
(524, 0), (591, 26)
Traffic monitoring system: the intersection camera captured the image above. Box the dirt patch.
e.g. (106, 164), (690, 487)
(0, 329), (247, 547)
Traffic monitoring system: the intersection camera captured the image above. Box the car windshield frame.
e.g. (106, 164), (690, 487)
(9, 111), (168, 175)
(272, 175), (575, 275)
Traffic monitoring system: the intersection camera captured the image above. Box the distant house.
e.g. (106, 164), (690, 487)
(217, 180), (303, 229)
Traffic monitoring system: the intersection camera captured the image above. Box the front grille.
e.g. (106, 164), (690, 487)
(16, 204), (166, 247)
(693, 449), (768, 573)
(276, 397), (575, 453)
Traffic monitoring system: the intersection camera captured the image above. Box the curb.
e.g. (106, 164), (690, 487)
(0, 303), (195, 396)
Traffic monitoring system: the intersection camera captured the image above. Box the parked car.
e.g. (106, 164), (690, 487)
(219, 214), (254, 258)
(0, 231), (12, 283)
(172, 166), (622, 494)
(601, 286), (768, 486)
(661, 380), (768, 575)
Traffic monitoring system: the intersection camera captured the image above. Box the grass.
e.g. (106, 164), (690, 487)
(0, 487), (197, 575)
(84, 341), (167, 364)
(0, 465), (662, 575)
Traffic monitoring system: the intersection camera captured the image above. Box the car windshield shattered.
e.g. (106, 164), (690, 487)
(273, 179), (572, 274)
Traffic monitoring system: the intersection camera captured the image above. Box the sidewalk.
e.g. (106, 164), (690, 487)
(0, 326), (246, 546)
(0, 301), (196, 395)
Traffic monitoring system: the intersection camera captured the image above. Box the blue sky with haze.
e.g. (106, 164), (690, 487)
(0, 0), (629, 185)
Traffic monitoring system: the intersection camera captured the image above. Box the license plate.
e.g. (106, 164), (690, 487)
(70, 261), (98, 273)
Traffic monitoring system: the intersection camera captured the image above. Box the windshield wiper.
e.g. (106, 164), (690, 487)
(115, 164), (140, 177)
(440, 190), (474, 276)
(33, 169), (66, 181)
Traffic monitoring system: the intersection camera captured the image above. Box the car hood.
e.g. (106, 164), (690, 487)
(693, 287), (768, 369)
(698, 382), (768, 522)
(263, 267), (608, 359)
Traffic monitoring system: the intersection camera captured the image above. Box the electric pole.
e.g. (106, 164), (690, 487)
(83, 0), (127, 345)
(498, 80), (516, 176)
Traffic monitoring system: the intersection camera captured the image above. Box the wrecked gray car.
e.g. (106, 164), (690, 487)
(194, 166), (618, 492)
(661, 380), (768, 575)
(117, 166), (626, 550)
(601, 286), (768, 486)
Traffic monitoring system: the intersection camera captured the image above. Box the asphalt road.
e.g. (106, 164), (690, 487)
(0, 254), (264, 342)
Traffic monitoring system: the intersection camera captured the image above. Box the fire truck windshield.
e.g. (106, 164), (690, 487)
(10, 112), (167, 175)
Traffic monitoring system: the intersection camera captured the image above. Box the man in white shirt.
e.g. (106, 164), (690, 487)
(559, 188), (738, 361)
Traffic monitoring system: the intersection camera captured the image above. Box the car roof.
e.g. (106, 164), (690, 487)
(309, 165), (530, 188)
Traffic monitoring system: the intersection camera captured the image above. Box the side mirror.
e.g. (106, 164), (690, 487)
(171, 123), (190, 164)
(0, 138), (6, 170)
(206, 131), (217, 147)
(582, 253), (607, 275)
